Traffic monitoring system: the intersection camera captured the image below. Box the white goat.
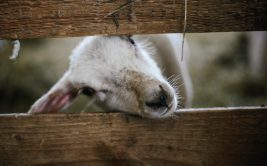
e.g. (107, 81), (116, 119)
(29, 34), (192, 118)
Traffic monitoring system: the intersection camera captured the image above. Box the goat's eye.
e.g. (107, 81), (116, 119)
(81, 87), (95, 96)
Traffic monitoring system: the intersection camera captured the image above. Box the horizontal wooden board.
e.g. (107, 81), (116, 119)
(0, 0), (267, 39)
(0, 107), (267, 165)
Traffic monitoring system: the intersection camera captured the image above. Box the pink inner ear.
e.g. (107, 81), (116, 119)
(47, 90), (77, 112)
(30, 89), (78, 114)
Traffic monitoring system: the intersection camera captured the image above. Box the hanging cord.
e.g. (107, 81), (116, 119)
(104, 0), (135, 29)
(10, 40), (20, 60)
(181, 0), (187, 61)
(105, 0), (135, 17)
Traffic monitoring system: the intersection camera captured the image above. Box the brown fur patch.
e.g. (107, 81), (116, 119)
(122, 70), (162, 117)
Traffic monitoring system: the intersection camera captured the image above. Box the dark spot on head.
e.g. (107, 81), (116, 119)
(128, 37), (135, 46)
(118, 35), (135, 46)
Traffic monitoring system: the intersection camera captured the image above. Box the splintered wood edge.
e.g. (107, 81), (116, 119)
(1, 106), (266, 118)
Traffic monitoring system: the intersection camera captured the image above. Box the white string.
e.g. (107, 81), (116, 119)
(10, 40), (20, 60)
(181, 0), (187, 61)
(80, 97), (96, 113)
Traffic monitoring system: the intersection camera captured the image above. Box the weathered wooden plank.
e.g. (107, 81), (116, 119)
(0, 107), (267, 165)
(0, 0), (266, 39)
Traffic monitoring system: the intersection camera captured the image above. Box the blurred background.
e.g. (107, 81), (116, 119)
(0, 32), (266, 113)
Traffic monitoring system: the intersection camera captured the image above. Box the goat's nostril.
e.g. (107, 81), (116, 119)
(145, 93), (168, 109)
(159, 94), (167, 107)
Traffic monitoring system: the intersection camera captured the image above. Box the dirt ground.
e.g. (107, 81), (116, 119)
(0, 32), (266, 113)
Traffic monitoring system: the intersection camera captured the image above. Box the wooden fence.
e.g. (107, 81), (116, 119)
(0, 0), (267, 165)
(0, 0), (267, 39)
(1, 107), (267, 165)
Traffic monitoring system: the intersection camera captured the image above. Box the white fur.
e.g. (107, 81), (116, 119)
(29, 34), (192, 118)
(69, 36), (164, 89)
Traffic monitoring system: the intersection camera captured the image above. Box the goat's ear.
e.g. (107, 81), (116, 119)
(28, 71), (78, 114)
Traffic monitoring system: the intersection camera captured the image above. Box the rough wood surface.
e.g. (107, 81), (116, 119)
(0, 0), (267, 39)
(0, 107), (267, 166)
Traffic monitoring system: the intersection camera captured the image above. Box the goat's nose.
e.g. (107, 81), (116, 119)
(145, 85), (168, 109)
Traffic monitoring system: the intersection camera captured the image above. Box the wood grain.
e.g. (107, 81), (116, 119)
(0, 0), (266, 39)
(0, 107), (267, 165)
